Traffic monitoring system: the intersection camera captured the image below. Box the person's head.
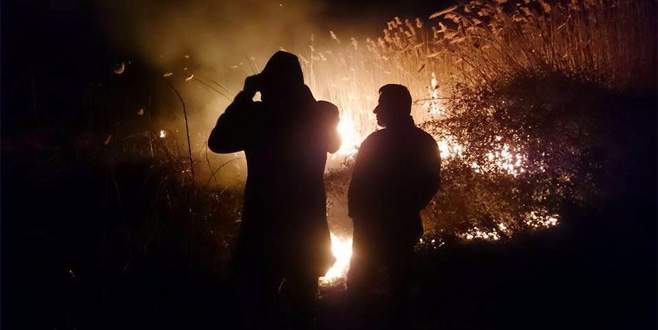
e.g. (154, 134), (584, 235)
(259, 51), (304, 101)
(373, 84), (412, 127)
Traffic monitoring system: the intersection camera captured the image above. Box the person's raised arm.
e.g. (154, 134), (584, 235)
(208, 75), (260, 153)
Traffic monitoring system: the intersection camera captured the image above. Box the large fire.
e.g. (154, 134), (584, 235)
(320, 233), (353, 285)
(336, 117), (360, 155)
(319, 118), (360, 286)
(320, 72), (551, 286)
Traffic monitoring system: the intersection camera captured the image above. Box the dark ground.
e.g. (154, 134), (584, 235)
(2, 140), (656, 329)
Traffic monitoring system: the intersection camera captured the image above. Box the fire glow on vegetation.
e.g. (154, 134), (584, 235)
(320, 233), (353, 285)
(143, 0), (627, 278)
(457, 213), (559, 241)
(436, 137), (526, 176)
(336, 117), (361, 155)
(99, 0), (651, 291)
(436, 136), (464, 160)
(524, 212), (559, 229)
(462, 227), (501, 241)
(484, 142), (527, 176)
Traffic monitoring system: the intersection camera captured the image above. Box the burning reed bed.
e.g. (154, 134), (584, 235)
(42, 0), (653, 283)
(42, 1), (651, 291)
(299, 0), (656, 243)
(3, 0), (655, 328)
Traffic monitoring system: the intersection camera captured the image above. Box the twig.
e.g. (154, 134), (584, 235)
(196, 74), (231, 94)
(205, 157), (243, 187)
(204, 141), (216, 184)
(165, 79), (195, 181)
(193, 77), (231, 100)
(413, 96), (460, 104)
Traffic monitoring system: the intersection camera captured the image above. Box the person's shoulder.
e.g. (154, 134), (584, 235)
(316, 100), (338, 111)
(365, 128), (387, 139)
(412, 126), (438, 147)
(413, 126), (435, 140)
(315, 100), (339, 121)
(360, 129), (387, 148)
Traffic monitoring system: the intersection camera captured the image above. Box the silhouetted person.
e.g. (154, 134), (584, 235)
(208, 51), (340, 330)
(346, 84), (441, 329)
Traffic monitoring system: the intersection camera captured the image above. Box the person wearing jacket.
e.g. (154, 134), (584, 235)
(347, 84), (441, 329)
(208, 51), (340, 330)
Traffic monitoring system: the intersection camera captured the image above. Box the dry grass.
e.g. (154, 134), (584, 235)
(376, 0), (655, 92)
(299, 0), (655, 126)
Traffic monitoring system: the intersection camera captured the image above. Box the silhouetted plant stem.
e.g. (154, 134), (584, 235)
(165, 79), (195, 182)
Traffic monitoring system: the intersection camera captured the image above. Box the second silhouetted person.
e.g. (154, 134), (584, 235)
(347, 84), (441, 329)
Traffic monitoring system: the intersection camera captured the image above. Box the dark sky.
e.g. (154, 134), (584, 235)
(318, 0), (453, 32)
(2, 0), (455, 80)
(2, 0), (453, 67)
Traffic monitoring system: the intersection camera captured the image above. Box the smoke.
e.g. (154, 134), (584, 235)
(96, 0), (352, 76)
(93, 0), (334, 184)
(92, 0), (429, 186)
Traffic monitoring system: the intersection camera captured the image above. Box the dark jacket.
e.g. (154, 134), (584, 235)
(209, 85), (340, 276)
(348, 117), (440, 257)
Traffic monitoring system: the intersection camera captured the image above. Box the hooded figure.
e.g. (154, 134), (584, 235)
(209, 51), (340, 329)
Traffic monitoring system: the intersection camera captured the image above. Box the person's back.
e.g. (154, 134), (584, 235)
(349, 123), (439, 259)
(347, 84), (440, 329)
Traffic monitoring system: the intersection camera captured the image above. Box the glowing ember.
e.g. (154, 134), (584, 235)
(436, 136), (464, 160)
(486, 143), (526, 176)
(436, 137), (527, 176)
(428, 72), (441, 115)
(525, 212), (559, 228)
(462, 226), (501, 240)
(159, 129), (167, 138)
(320, 233), (353, 285)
